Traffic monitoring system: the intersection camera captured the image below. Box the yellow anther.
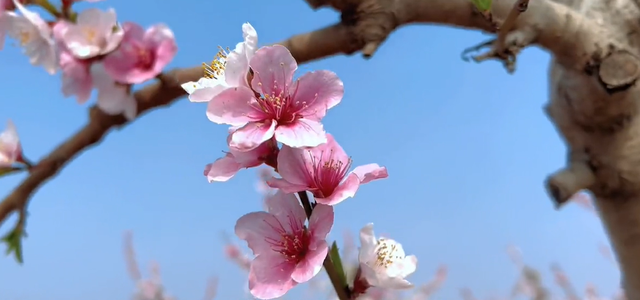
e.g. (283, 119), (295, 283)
(201, 46), (229, 79)
(19, 31), (31, 46)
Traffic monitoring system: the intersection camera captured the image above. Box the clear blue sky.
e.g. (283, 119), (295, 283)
(0, 0), (620, 299)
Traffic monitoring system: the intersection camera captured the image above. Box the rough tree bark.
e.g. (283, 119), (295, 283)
(0, 0), (637, 297)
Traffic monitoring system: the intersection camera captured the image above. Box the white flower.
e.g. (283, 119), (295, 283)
(54, 8), (123, 59)
(358, 223), (417, 289)
(5, 0), (57, 74)
(181, 22), (258, 102)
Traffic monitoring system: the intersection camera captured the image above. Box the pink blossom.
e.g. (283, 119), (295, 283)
(206, 45), (344, 151)
(53, 8), (123, 59)
(235, 190), (334, 299)
(0, 119), (22, 167)
(103, 22), (177, 84)
(267, 134), (388, 206)
(204, 134), (278, 182)
(90, 63), (137, 120)
(5, 0), (57, 74)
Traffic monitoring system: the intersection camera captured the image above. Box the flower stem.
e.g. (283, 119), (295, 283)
(297, 191), (352, 300)
(33, 0), (61, 18)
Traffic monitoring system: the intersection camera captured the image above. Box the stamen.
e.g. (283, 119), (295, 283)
(201, 46), (229, 79)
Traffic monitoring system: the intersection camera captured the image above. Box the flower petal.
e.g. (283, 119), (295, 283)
(378, 276), (413, 290)
(0, 119), (21, 163)
(315, 173), (360, 206)
(206, 87), (263, 125)
(266, 177), (309, 194)
(235, 211), (282, 256)
(264, 190), (307, 232)
(241, 22), (258, 61)
(291, 241), (327, 283)
(224, 50), (249, 88)
(191, 84), (230, 103)
(91, 63), (137, 119)
(250, 45), (297, 96)
(275, 118), (327, 148)
(229, 138), (275, 168)
(204, 154), (242, 182)
(399, 255), (418, 278)
(249, 253), (297, 299)
(230, 120), (277, 152)
(314, 133), (348, 166)
(293, 70), (344, 120)
(268, 144), (312, 189)
(309, 203), (334, 243)
(352, 163), (388, 184)
(358, 223), (377, 264)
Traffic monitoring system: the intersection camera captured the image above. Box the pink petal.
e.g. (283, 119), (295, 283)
(293, 70), (344, 121)
(147, 25), (177, 78)
(249, 253), (297, 299)
(121, 21), (145, 40)
(352, 164), (388, 184)
(291, 241), (328, 283)
(312, 133), (348, 166)
(229, 138), (275, 168)
(250, 45), (297, 96)
(264, 190), (307, 231)
(266, 177), (309, 194)
(204, 154), (242, 182)
(230, 120), (277, 152)
(206, 87), (264, 126)
(308, 203), (334, 243)
(268, 144), (312, 190)
(315, 173), (360, 206)
(235, 211), (282, 256)
(275, 118), (327, 148)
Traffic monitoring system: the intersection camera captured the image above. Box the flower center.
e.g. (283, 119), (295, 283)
(202, 46), (228, 79)
(136, 46), (154, 69)
(373, 238), (405, 269)
(263, 215), (310, 263)
(18, 30), (31, 46)
(83, 27), (97, 43)
(307, 150), (352, 198)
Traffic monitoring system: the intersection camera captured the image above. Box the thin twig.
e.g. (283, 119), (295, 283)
(298, 191), (352, 300)
(0, 66), (201, 229)
(495, 0), (530, 54)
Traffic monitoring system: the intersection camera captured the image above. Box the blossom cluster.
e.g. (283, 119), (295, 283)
(0, 0), (177, 120)
(180, 23), (417, 299)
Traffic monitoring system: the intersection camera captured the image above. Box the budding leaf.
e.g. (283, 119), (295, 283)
(2, 227), (25, 264)
(329, 241), (347, 287)
(0, 166), (23, 178)
(471, 0), (492, 12)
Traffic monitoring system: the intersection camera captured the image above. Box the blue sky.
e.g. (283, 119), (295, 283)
(0, 0), (620, 299)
